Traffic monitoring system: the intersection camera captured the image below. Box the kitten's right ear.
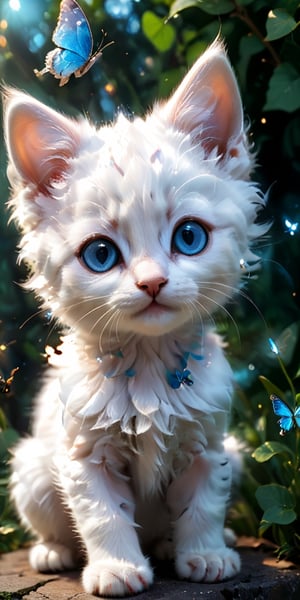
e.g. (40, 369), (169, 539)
(3, 88), (80, 191)
(158, 40), (249, 170)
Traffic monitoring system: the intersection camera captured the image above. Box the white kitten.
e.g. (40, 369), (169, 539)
(4, 41), (265, 596)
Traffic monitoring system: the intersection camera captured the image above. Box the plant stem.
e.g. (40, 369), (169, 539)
(277, 355), (297, 402)
(231, 0), (281, 66)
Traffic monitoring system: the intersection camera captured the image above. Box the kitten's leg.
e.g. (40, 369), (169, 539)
(59, 442), (153, 597)
(167, 448), (240, 583)
(11, 437), (78, 571)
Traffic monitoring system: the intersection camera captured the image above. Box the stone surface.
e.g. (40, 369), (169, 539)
(0, 539), (300, 599)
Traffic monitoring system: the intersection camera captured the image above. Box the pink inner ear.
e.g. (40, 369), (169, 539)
(201, 69), (243, 156)
(6, 96), (80, 191)
(160, 43), (244, 158)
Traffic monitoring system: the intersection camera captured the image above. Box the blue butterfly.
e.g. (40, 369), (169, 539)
(34, 0), (113, 86)
(271, 394), (300, 436)
(166, 369), (194, 390)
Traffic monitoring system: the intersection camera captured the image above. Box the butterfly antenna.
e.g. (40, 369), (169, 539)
(96, 30), (115, 53)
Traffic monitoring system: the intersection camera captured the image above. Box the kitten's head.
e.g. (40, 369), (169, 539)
(4, 41), (266, 349)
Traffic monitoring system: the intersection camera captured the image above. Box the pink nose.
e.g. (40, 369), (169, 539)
(136, 276), (167, 297)
(133, 259), (168, 298)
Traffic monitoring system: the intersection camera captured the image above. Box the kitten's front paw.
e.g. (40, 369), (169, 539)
(176, 547), (240, 583)
(30, 542), (76, 572)
(82, 558), (153, 597)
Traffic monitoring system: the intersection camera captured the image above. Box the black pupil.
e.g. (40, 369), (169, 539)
(97, 243), (109, 264)
(182, 227), (194, 246)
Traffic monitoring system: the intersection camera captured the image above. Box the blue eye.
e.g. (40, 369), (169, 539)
(172, 221), (208, 256)
(80, 238), (120, 273)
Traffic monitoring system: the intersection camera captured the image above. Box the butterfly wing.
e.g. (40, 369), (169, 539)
(52, 0), (92, 60)
(44, 49), (81, 83)
(271, 395), (294, 433)
(41, 0), (94, 85)
(294, 405), (300, 428)
(35, 0), (109, 85)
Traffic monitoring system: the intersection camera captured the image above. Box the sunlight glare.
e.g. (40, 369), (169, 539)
(9, 0), (21, 11)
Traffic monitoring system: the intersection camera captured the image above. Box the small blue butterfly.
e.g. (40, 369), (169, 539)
(166, 369), (194, 389)
(34, 0), (113, 86)
(271, 394), (300, 436)
(284, 218), (298, 237)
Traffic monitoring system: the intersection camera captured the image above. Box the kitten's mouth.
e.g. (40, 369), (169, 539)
(130, 299), (181, 335)
(135, 299), (172, 318)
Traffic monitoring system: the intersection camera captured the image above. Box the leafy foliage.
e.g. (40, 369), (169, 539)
(142, 11), (176, 51)
(0, 0), (300, 559)
(0, 388), (30, 552)
(250, 339), (300, 559)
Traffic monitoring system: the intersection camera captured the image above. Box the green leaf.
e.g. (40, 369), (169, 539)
(259, 375), (285, 400)
(263, 505), (296, 525)
(169, 0), (233, 17)
(0, 409), (8, 431)
(256, 483), (296, 524)
(169, 0), (199, 17)
(265, 9), (298, 42)
(252, 441), (294, 463)
(185, 40), (208, 66)
(237, 35), (264, 89)
(264, 63), (300, 113)
(0, 428), (19, 458)
(258, 505), (296, 536)
(142, 11), (176, 52)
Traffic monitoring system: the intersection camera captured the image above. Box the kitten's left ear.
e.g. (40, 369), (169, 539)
(3, 88), (80, 192)
(159, 40), (249, 167)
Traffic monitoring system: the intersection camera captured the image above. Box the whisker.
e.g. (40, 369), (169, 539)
(184, 299), (206, 331)
(89, 305), (116, 337)
(187, 297), (217, 330)
(196, 291), (241, 343)
(63, 293), (112, 312)
(110, 309), (122, 348)
(98, 308), (120, 354)
(75, 302), (110, 330)
(19, 307), (50, 330)
(199, 280), (268, 331)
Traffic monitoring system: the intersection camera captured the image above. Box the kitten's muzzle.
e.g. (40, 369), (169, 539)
(133, 258), (168, 299)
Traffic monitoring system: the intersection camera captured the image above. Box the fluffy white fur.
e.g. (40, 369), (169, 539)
(5, 41), (265, 597)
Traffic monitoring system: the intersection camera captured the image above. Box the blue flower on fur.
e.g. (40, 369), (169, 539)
(166, 368), (194, 389)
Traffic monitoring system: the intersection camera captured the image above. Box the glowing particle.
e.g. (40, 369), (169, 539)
(104, 82), (116, 95)
(268, 337), (279, 355)
(9, 0), (21, 11)
(284, 218), (298, 236)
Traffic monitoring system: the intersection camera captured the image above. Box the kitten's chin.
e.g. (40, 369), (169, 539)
(123, 301), (186, 336)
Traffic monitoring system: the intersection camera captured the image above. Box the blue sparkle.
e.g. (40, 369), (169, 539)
(268, 337), (279, 355)
(126, 13), (140, 34)
(284, 218), (298, 236)
(104, 0), (133, 19)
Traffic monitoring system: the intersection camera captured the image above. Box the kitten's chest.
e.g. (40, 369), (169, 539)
(128, 419), (210, 495)
(58, 331), (231, 467)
